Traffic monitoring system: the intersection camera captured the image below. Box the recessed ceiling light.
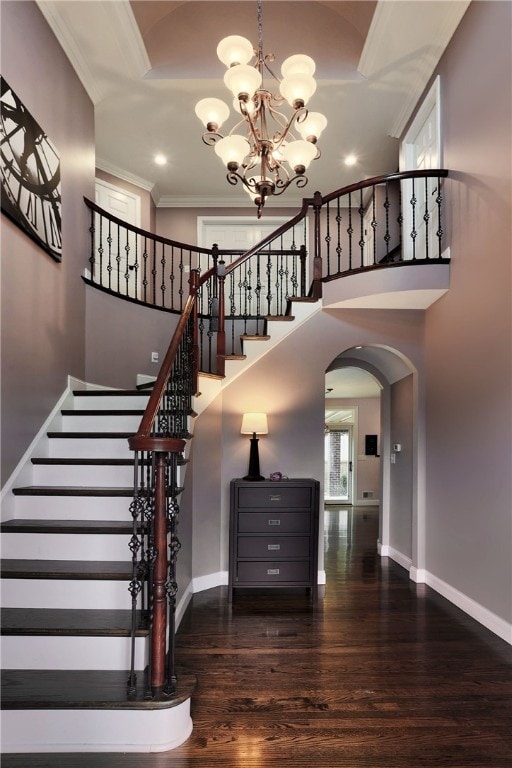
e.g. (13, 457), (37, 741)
(154, 154), (167, 166)
(344, 154), (357, 166)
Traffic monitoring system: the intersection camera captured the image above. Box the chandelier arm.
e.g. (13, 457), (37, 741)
(202, 131), (225, 146)
(272, 174), (309, 196)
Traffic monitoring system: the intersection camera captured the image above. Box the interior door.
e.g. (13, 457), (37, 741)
(324, 427), (353, 504)
(94, 179), (141, 296)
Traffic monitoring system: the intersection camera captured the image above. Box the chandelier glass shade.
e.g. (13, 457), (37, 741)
(195, 1), (327, 216)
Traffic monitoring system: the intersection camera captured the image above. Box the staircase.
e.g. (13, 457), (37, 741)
(0, 387), (195, 753)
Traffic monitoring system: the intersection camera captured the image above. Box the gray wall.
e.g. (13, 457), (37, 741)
(389, 375), (413, 560)
(84, 286), (180, 390)
(422, 1), (512, 621)
(1, 1), (94, 484)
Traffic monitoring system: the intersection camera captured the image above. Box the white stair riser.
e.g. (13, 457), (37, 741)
(32, 464), (134, 486)
(1, 635), (147, 670)
(1, 703), (192, 753)
(1, 533), (133, 561)
(73, 396), (149, 411)
(13, 495), (133, 521)
(1, 579), (133, 609)
(49, 438), (133, 459)
(61, 414), (142, 432)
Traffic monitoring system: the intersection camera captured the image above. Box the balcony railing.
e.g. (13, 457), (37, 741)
(83, 169), (449, 700)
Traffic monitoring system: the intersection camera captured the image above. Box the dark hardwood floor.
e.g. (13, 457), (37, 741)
(4, 506), (512, 767)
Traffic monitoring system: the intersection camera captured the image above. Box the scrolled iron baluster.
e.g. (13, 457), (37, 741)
(358, 189), (365, 268)
(423, 177), (430, 260)
(371, 186), (377, 265)
(383, 182), (391, 259)
(436, 176), (444, 258)
(410, 178), (417, 260)
(325, 201), (331, 276)
(335, 199), (342, 274)
(160, 243), (166, 307)
(123, 227), (130, 295)
(347, 193), (353, 271)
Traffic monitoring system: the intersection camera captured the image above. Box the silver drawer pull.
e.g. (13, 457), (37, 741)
(269, 494), (281, 501)
(268, 519), (281, 526)
(267, 568), (280, 575)
(267, 544), (281, 551)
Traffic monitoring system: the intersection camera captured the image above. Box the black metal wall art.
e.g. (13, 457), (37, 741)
(1, 77), (62, 262)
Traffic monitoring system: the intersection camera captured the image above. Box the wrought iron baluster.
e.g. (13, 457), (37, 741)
(410, 178), (417, 260)
(325, 201), (331, 276)
(384, 182), (391, 259)
(124, 226), (131, 296)
(436, 175), (444, 258)
(347, 193), (353, 271)
(424, 176), (430, 260)
(160, 243), (166, 306)
(358, 189), (365, 268)
(336, 198), (342, 275)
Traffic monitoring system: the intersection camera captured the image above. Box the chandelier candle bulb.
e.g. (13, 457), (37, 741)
(279, 73), (317, 108)
(280, 54), (316, 78)
(297, 111), (328, 142)
(224, 65), (262, 101)
(195, 98), (230, 132)
(214, 135), (250, 169)
(217, 35), (254, 67)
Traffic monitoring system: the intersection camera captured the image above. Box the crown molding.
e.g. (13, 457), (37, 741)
(359, 0), (470, 138)
(96, 158), (154, 194)
(36, 1), (150, 105)
(156, 195), (304, 209)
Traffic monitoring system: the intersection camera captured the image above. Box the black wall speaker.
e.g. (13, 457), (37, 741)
(365, 434), (378, 456)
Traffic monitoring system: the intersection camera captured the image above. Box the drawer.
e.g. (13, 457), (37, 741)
(236, 560), (311, 584)
(236, 485), (312, 509)
(238, 511), (311, 534)
(237, 536), (310, 559)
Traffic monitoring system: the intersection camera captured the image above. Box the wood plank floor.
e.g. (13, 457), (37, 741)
(4, 506), (512, 767)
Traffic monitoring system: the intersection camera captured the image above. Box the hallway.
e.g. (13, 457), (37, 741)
(5, 506), (512, 767)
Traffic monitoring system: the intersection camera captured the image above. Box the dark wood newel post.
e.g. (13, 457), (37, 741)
(151, 450), (168, 692)
(216, 260), (226, 377)
(312, 191), (323, 299)
(299, 244), (307, 296)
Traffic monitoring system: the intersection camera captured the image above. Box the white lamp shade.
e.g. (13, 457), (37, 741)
(241, 412), (268, 435)
(281, 139), (317, 171)
(224, 64), (262, 100)
(296, 111), (328, 141)
(195, 98), (230, 130)
(281, 54), (316, 79)
(279, 74), (317, 107)
(217, 35), (254, 67)
(214, 134), (250, 167)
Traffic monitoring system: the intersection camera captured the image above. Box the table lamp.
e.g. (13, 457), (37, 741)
(241, 412), (268, 481)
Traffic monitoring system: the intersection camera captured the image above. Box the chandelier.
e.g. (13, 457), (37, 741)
(195, 0), (327, 217)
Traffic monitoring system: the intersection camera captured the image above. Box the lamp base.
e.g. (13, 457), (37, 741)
(243, 435), (264, 481)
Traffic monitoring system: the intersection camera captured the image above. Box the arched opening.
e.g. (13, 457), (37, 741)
(324, 345), (421, 580)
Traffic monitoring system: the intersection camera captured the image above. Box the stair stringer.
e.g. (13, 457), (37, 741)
(192, 299), (322, 417)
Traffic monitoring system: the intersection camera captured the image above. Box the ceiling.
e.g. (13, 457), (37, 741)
(36, 0), (469, 209)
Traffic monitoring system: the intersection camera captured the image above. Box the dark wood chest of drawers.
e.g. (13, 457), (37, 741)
(229, 478), (320, 598)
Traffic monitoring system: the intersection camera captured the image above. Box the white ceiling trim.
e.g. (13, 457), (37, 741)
(359, 0), (471, 138)
(35, 1), (150, 105)
(156, 195), (305, 209)
(96, 158), (155, 194)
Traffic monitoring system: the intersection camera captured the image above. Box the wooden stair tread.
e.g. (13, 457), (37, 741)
(0, 559), (132, 580)
(241, 334), (271, 341)
(1, 668), (196, 709)
(60, 410), (144, 416)
(72, 390), (148, 397)
(0, 608), (147, 636)
(31, 458), (137, 466)
(0, 519), (136, 534)
(13, 486), (133, 496)
(264, 314), (295, 321)
(47, 432), (134, 439)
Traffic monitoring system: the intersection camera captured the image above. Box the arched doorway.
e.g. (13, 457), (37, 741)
(325, 345), (423, 578)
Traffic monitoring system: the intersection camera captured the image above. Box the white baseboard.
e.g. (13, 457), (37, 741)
(192, 571), (228, 594)
(317, 570), (326, 585)
(421, 570), (512, 645)
(379, 544), (412, 572)
(380, 548), (512, 645)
